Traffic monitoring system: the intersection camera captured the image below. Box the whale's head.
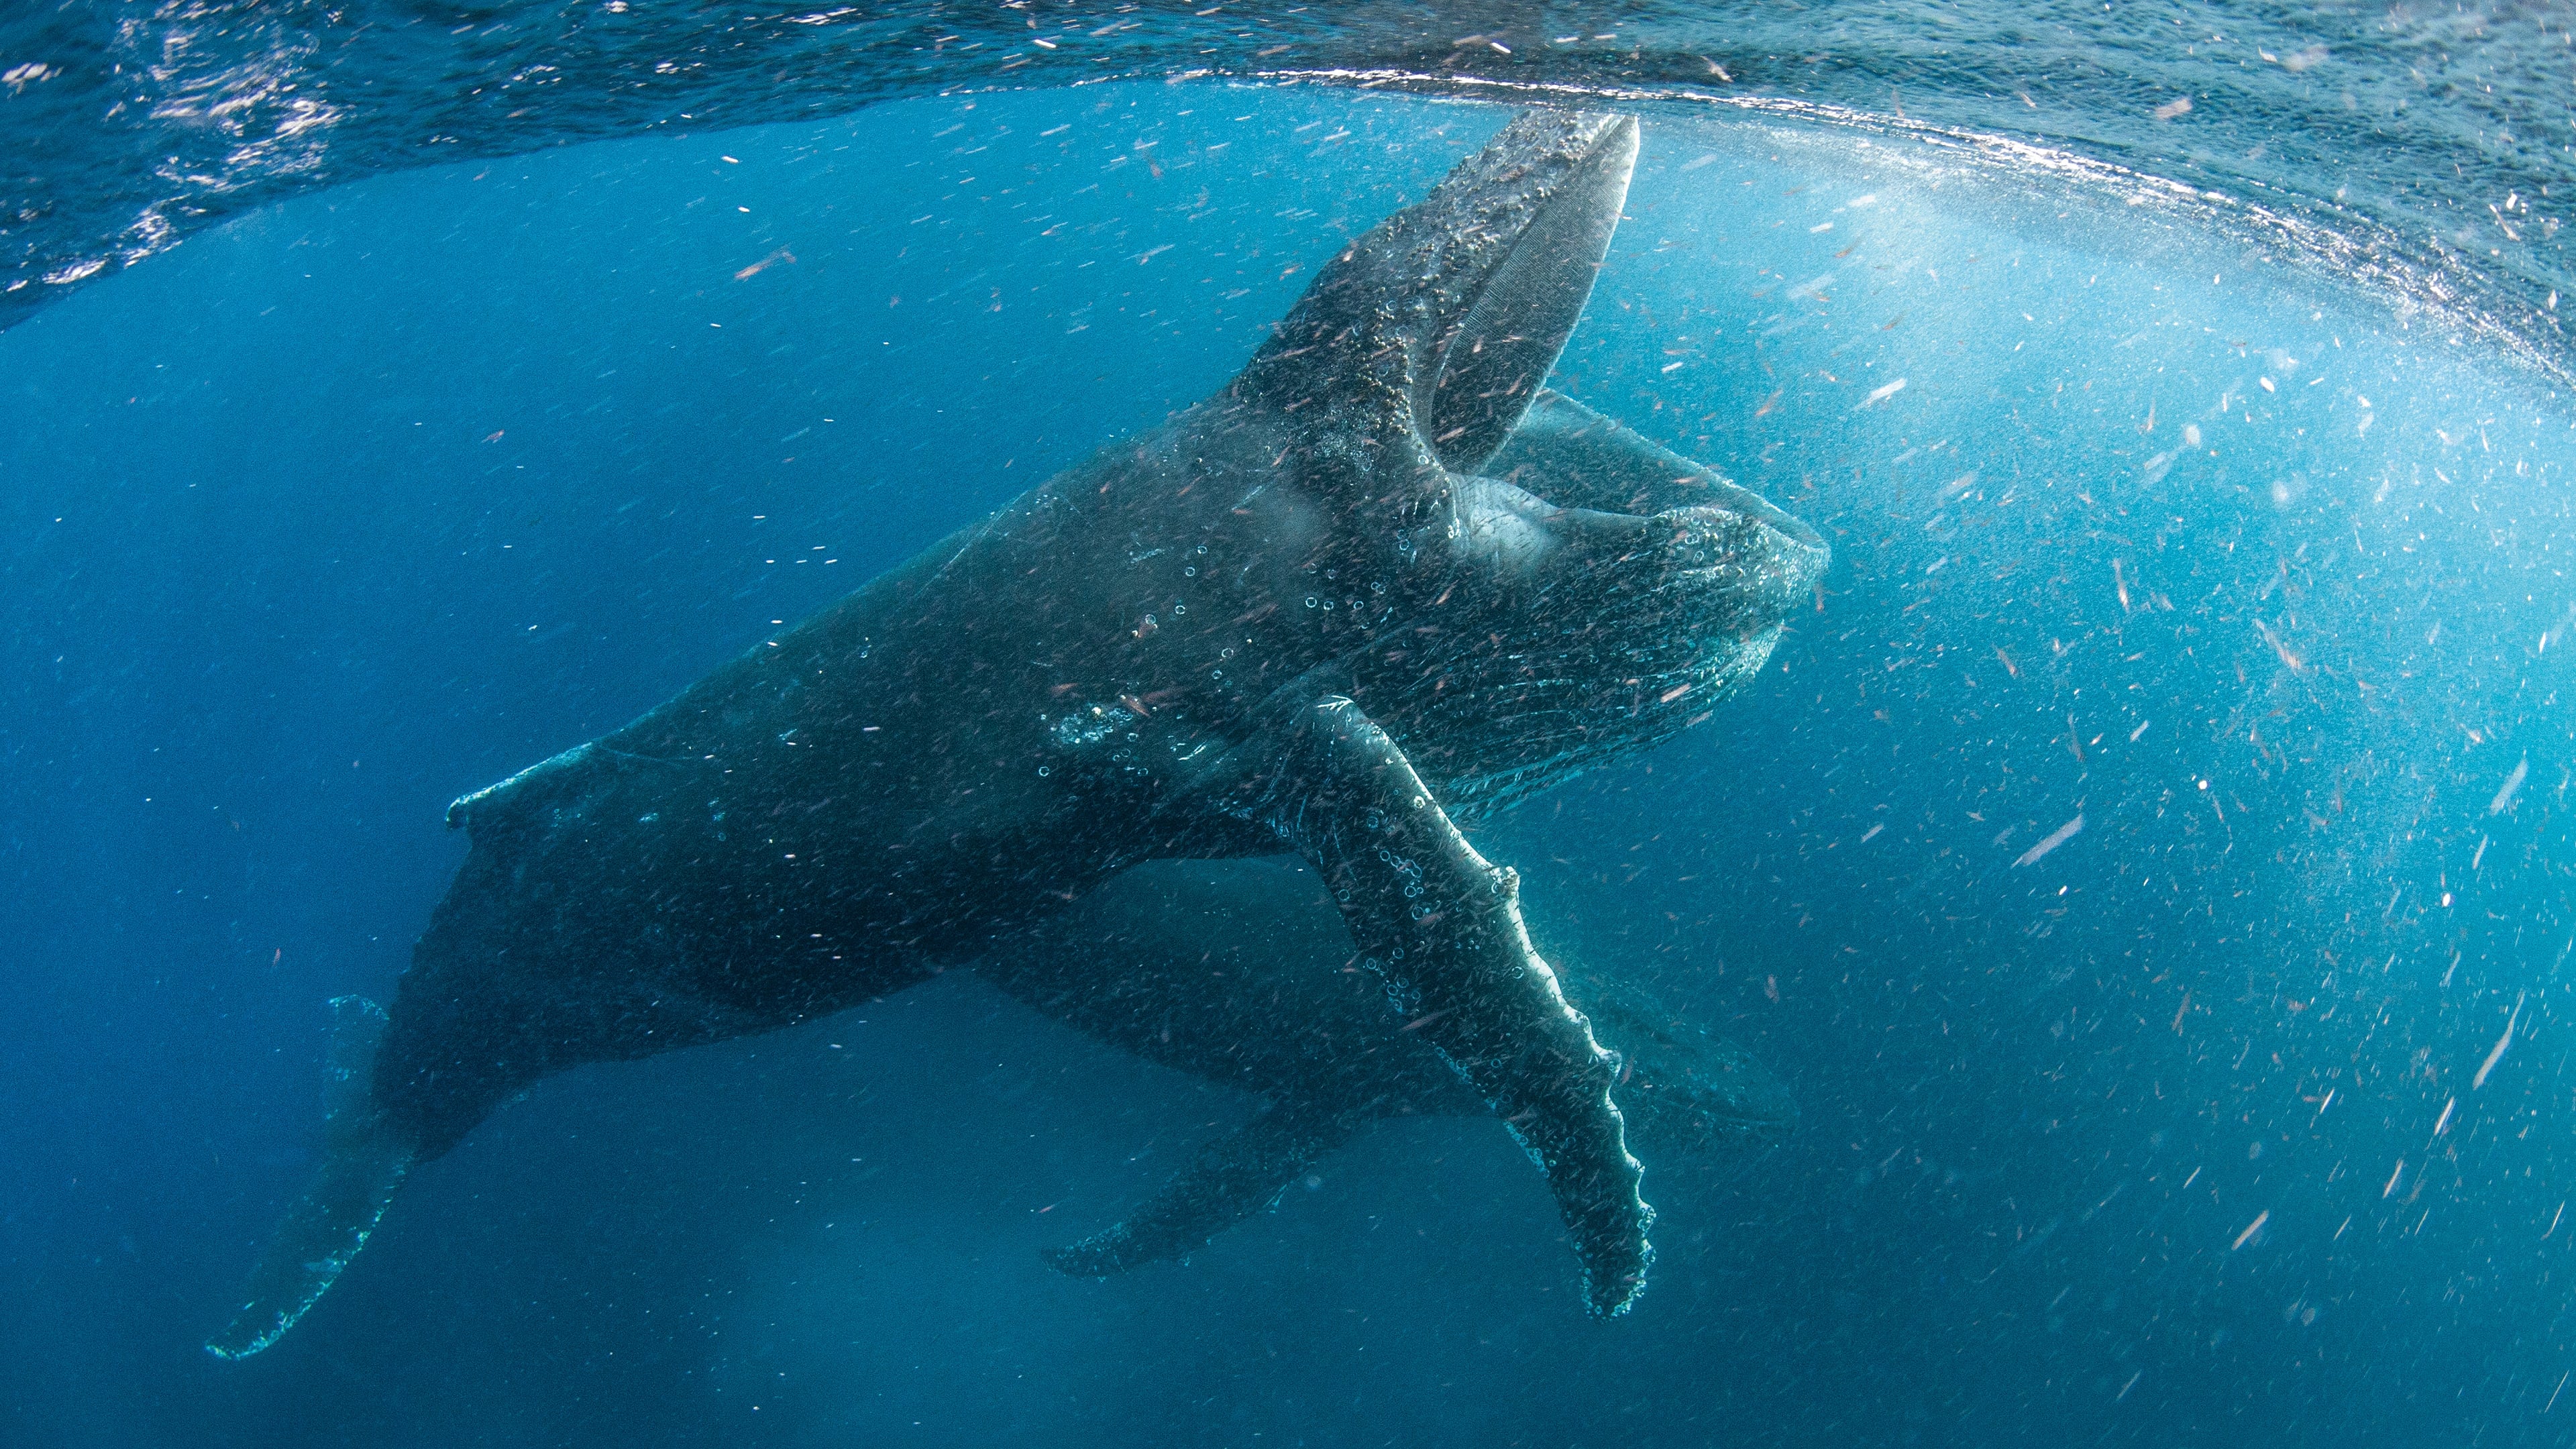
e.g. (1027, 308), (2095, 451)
(1237, 109), (1827, 813)
(1367, 389), (1829, 815)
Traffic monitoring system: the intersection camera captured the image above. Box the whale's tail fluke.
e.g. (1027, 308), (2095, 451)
(206, 996), (415, 1360)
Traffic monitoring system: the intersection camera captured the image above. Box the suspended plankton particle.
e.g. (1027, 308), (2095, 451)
(2489, 757), (2528, 814)
(2012, 813), (2084, 867)
(1858, 377), (1907, 409)
(2253, 617), (2306, 672)
(2473, 991), (2526, 1089)
(2231, 1210), (2269, 1250)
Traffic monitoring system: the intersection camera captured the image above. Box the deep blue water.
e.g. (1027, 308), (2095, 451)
(7, 34), (2576, 1449)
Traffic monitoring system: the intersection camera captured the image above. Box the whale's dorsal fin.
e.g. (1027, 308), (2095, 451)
(1234, 111), (1639, 478)
(1041, 1101), (1360, 1277)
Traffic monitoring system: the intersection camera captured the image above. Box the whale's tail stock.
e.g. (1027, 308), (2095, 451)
(205, 996), (415, 1360)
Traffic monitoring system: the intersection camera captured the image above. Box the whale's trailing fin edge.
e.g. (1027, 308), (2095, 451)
(1042, 1102), (1358, 1278)
(206, 996), (415, 1360)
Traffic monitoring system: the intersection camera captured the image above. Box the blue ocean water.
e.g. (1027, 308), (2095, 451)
(5, 19), (2576, 1449)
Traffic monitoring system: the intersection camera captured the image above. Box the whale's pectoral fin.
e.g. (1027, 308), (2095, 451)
(1187, 680), (1652, 1316)
(1042, 1102), (1359, 1278)
(206, 996), (415, 1360)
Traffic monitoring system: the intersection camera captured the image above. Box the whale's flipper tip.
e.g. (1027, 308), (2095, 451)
(206, 997), (415, 1360)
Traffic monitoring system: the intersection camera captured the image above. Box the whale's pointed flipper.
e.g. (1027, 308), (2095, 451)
(1042, 1102), (1359, 1278)
(206, 996), (415, 1360)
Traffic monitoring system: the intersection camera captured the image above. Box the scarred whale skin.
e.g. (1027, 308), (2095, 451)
(207, 109), (1827, 1357)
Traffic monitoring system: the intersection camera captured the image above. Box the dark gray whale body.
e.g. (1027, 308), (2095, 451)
(209, 109), (1827, 1357)
(980, 857), (1796, 1276)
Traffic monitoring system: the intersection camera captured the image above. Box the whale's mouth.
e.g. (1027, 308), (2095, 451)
(1466, 389), (1829, 591)
(1454, 476), (1823, 606)
(1416, 113), (1641, 476)
(1664, 482), (1827, 556)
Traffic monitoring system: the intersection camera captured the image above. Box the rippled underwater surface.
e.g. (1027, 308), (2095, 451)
(8, 12), (2576, 1449)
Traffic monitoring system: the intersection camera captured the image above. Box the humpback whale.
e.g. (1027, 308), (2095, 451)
(977, 856), (1796, 1276)
(208, 108), (1827, 1358)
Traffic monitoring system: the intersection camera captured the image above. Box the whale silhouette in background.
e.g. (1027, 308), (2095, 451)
(209, 109), (1827, 1358)
(977, 856), (1796, 1277)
